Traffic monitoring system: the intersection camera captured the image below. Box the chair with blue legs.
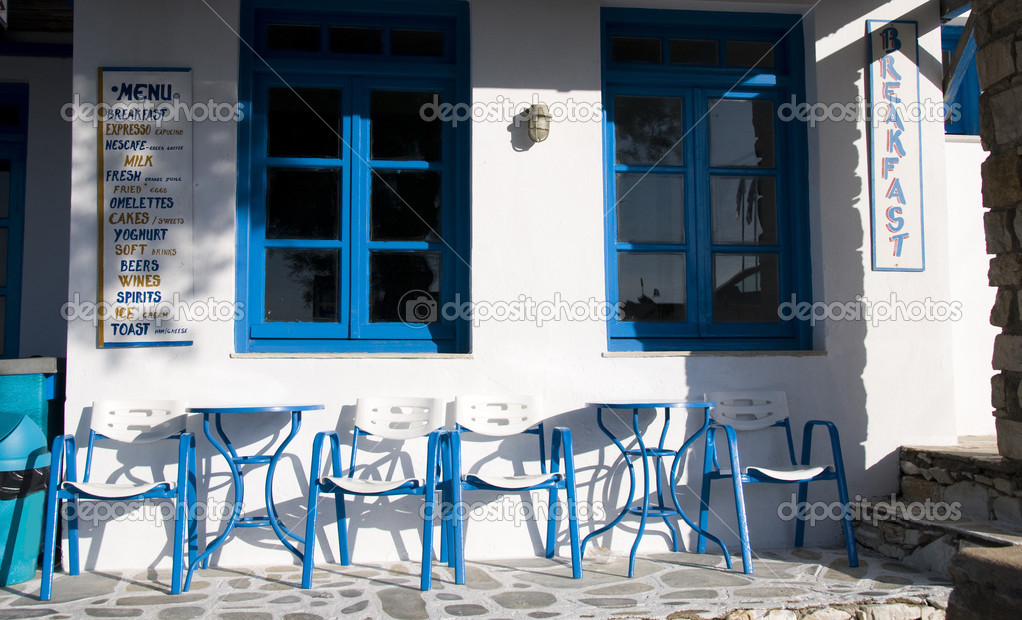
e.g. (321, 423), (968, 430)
(443, 395), (581, 584)
(40, 400), (196, 600)
(302, 397), (445, 591)
(697, 391), (857, 574)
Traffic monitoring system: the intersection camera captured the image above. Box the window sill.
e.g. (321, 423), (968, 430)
(602, 350), (826, 358)
(230, 352), (473, 360)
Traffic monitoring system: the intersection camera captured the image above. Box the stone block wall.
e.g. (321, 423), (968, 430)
(976, 0), (1022, 459)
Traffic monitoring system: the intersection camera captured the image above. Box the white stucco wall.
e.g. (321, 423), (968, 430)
(945, 137), (997, 437)
(63, 0), (968, 571)
(1, 55), (71, 358)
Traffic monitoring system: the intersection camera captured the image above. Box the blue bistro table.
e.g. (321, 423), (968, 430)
(581, 401), (732, 577)
(183, 404), (324, 590)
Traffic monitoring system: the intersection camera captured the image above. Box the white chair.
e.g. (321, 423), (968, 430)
(444, 395), (580, 584)
(302, 397), (445, 591)
(697, 391), (857, 574)
(41, 400), (196, 599)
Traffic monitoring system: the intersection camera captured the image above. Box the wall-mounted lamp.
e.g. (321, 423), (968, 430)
(526, 104), (551, 142)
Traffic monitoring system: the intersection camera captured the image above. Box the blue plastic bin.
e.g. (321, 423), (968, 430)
(0, 413), (50, 585)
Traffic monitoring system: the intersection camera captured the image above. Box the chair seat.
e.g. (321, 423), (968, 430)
(62, 480), (174, 498)
(464, 472), (563, 490)
(320, 476), (422, 494)
(718, 465), (832, 481)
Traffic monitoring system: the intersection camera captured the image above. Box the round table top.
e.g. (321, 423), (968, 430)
(186, 404), (325, 414)
(588, 401), (715, 409)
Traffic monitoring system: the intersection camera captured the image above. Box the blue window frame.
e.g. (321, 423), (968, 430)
(942, 25), (980, 136)
(602, 9), (811, 351)
(0, 84), (28, 358)
(237, 1), (470, 353)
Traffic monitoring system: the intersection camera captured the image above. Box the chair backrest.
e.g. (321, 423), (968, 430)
(455, 395), (541, 436)
(91, 400), (188, 443)
(355, 397), (445, 440)
(705, 391), (789, 432)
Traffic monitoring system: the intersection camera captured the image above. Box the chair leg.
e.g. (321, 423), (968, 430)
(420, 492), (435, 591)
(544, 487), (558, 559)
(835, 476), (858, 567)
(724, 454), (753, 574)
(67, 498), (80, 576)
(301, 487), (320, 589)
(40, 494), (60, 601)
(565, 475), (581, 579)
(172, 497), (185, 594)
(697, 437), (714, 554)
(794, 481), (809, 548)
(187, 448), (198, 567)
(451, 485), (465, 585)
(335, 492), (350, 566)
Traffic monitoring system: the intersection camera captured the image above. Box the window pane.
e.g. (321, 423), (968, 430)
(614, 96), (684, 166)
(371, 91), (442, 162)
(0, 296), (5, 356)
(726, 40), (775, 68)
(611, 37), (662, 63)
(711, 176), (777, 245)
(670, 39), (718, 66)
(264, 249), (339, 323)
(266, 25), (320, 52)
(616, 173), (684, 244)
(709, 99), (775, 168)
(713, 254), (779, 323)
(391, 29), (445, 56)
(0, 105), (17, 127)
(268, 88), (341, 158)
(0, 164), (8, 218)
(369, 251), (441, 323)
(266, 168), (340, 240)
(329, 27), (383, 54)
(0, 228), (7, 287)
(371, 171), (441, 241)
(618, 253), (685, 322)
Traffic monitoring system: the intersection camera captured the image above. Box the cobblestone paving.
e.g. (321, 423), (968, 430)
(0, 547), (951, 619)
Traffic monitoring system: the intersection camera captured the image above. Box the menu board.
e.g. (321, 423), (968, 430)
(867, 21), (925, 271)
(97, 68), (193, 347)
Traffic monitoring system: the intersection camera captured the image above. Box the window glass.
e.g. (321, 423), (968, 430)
(726, 40), (775, 67)
(670, 39), (718, 66)
(264, 249), (339, 322)
(611, 37), (662, 63)
(710, 176), (776, 244)
(267, 24), (320, 52)
(618, 253), (686, 322)
(616, 173), (684, 244)
(369, 252), (442, 323)
(371, 171), (441, 241)
(371, 90), (442, 161)
(709, 99), (775, 168)
(268, 88), (341, 158)
(266, 168), (340, 240)
(614, 96), (684, 166)
(713, 254), (779, 323)
(391, 29), (444, 56)
(329, 27), (383, 54)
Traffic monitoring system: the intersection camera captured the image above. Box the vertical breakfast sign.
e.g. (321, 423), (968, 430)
(98, 68), (193, 347)
(867, 21), (925, 271)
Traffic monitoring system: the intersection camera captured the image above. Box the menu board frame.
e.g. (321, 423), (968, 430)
(97, 67), (194, 347)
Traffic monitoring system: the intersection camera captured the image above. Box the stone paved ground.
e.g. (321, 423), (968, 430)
(0, 547), (950, 619)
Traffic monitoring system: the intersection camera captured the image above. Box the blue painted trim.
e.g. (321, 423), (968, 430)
(0, 42), (72, 59)
(942, 25), (980, 135)
(601, 8), (810, 352)
(236, 1), (470, 353)
(0, 84), (28, 358)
